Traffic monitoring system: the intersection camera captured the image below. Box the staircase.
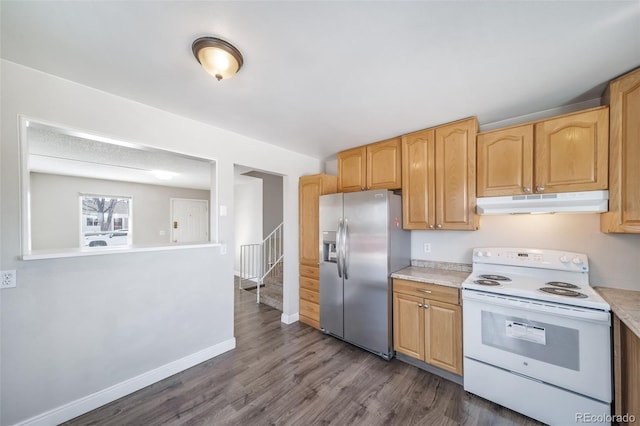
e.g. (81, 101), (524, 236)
(239, 223), (283, 311)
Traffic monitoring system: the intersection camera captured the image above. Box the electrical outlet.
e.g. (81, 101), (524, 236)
(423, 243), (431, 254)
(1, 270), (17, 289)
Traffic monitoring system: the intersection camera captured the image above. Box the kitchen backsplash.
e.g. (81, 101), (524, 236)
(411, 213), (640, 291)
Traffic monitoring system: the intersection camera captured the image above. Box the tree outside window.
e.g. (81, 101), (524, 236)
(81, 195), (131, 247)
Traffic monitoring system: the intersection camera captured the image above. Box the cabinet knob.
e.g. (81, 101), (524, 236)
(361, 186), (365, 190)
(536, 186), (545, 192)
(428, 224), (435, 229)
(523, 187), (531, 193)
(423, 304), (429, 309)
(436, 224), (442, 229)
(418, 303), (423, 308)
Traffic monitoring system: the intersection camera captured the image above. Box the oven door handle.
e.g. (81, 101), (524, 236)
(462, 290), (611, 323)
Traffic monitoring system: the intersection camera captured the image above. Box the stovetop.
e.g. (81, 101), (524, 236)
(461, 248), (610, 311)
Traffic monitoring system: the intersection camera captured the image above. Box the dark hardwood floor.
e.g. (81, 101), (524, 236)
(64, 287), (542, 426)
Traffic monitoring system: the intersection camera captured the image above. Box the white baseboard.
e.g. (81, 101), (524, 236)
(14, 338), (236, 426)
(281, 312), (299, 324)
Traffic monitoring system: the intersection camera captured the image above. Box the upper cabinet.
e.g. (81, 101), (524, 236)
(601, 67), (640, 234)
(477, 107), (608, 197)
(402, 117), (478, 231)
(338, 137), (401, 192)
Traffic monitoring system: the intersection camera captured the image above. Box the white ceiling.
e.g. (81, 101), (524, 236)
(28, 123), (213, 189)
(2, 1), (639, 161)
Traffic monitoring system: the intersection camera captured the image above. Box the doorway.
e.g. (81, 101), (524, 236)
(234, 165), (284, 311)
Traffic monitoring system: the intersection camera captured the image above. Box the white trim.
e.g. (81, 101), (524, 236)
(281, 312), (299, 324)
(12, 338), (236, 426)
(22, 242), (222, 260)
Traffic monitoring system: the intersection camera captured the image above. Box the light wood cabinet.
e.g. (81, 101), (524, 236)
(401, 117), (478, 230)
(613, 314), (640, 424)
(393, 278), (462, 375)
(477, 106), (608, 197)
(601, 67), (640, 233)
(298, 174), (337, 329)
(338, 138), (401, 192)
(477, 124), (534, 197)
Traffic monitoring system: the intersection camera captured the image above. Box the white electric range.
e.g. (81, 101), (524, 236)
(462, 248), (612, 426)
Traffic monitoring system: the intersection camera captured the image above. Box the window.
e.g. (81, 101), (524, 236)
(81, 195), (132, 247)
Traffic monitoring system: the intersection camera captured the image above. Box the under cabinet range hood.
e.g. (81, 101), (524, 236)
(476, 190), (609, 215)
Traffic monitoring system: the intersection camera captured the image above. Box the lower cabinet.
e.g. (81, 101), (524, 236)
(393, 278), (462, 375)
(613, 314), (640, 424)
(299, 265), (320, 329)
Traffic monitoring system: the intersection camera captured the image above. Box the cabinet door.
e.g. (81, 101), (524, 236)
(534, 107), (608, 194)
(477, 125), (534, 197)
(367, 137), (402, 190)
(393, 292), (424, 360)
(435, 118), (478, 230)
(424, 300), (462, 375)
(602, 68), (640, 233)
(338, 146), (367, 192)
(401, 129), (435, 230)
(299, 175), (337, 266)
(299, 176), (321, 266)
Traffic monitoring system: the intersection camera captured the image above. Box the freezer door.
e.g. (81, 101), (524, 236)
(319, 193), (344, 338)
(343, 190), (391, 357)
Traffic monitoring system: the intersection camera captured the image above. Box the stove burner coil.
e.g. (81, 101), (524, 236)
(479, 274), (512, 281)
(474, 279), (501, 286)
(546, 281), (579, 289)
(539, 287), (588, 298)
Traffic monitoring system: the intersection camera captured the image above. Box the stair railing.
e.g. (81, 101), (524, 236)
(239, 222), (283, 304)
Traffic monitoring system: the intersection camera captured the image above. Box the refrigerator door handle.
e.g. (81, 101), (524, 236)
(343, 218), (349, 280)
(336, 218), (344, 278)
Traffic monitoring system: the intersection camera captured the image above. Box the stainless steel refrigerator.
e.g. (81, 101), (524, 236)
(319, 189), (410, 360)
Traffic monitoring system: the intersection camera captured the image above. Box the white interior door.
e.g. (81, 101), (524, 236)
(170, 198), (209, 243)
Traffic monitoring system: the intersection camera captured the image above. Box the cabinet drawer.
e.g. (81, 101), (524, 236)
(393, 278), (459, 305)
(300, 299), (320, 320)
(300, 288), (320, 304)
(300, 315), (320, 329)
(300, 264), (319, 279)
(300, 276), (319, 292)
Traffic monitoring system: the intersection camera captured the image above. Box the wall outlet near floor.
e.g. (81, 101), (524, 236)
(1, 270), (17, 288)
(423, 243), (432, 254)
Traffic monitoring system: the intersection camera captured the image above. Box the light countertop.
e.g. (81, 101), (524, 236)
(596, 287), (640, 338)
(391, 266), (470, 289)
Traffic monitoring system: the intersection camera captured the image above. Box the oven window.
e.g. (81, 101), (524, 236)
(481, 311), (579, 370)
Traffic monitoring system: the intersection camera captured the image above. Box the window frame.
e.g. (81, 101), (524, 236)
(79, 193), (133, 248)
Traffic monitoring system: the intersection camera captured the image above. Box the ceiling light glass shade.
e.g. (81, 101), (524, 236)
(192, 37), (243, 81)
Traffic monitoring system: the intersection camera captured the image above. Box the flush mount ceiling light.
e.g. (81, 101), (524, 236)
(192, 36), (243, 81)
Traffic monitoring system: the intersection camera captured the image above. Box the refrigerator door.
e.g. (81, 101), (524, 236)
(343, 190), (391, 357)
(319, 193), (344, 338)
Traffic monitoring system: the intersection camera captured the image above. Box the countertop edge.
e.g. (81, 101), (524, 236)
(595, 287), (640, 338)
(391, 266), (469, 289)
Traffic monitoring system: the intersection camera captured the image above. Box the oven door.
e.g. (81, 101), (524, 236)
(462, 289), (612, 403)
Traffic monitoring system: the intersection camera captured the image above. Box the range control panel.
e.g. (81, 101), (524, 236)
(472, 247), (589, 272)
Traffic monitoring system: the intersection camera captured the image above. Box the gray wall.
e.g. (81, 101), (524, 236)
(244, 171), (283, 238)
(30, 172), (210, 249)
(0, 60), (322, 425)
(234, 174), (263, 273)
(411, 213), (640, 291)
